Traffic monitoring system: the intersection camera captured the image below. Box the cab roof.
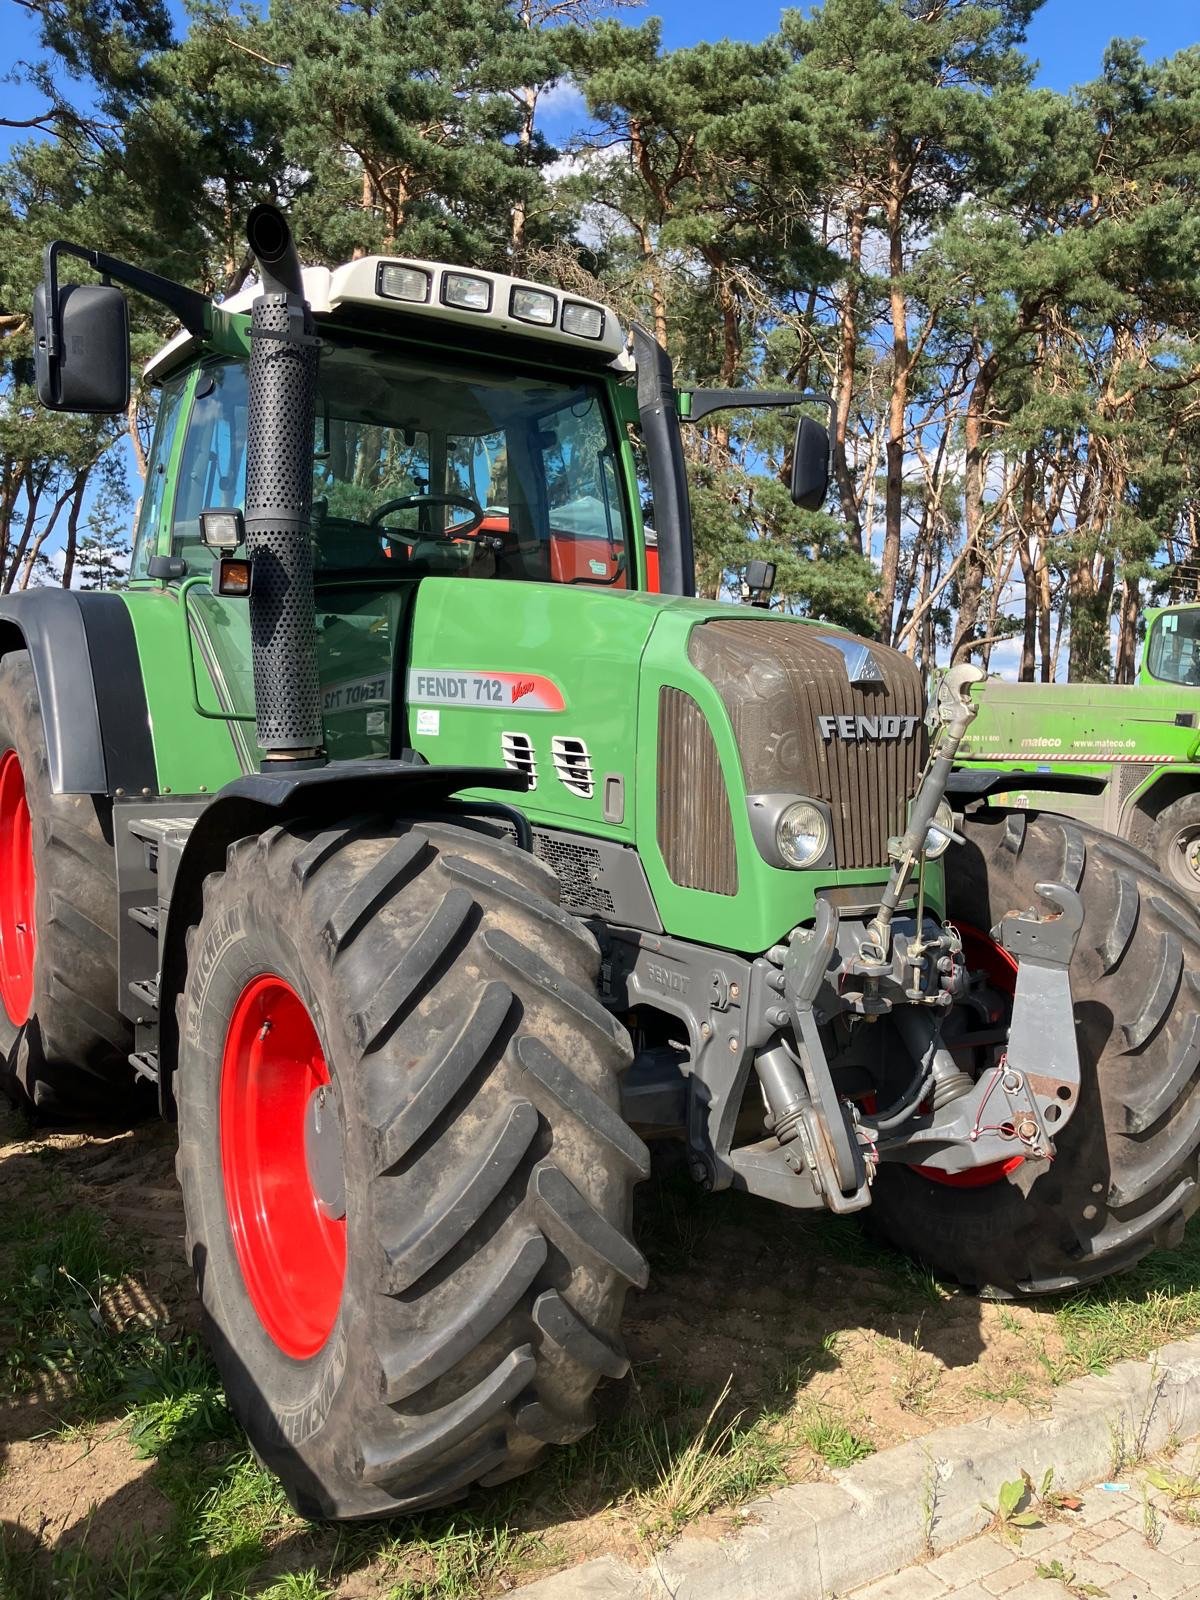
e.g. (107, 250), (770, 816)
(146, 256), (630, 381)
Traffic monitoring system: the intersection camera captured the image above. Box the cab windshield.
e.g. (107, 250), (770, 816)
(169, 342), (633, 587)
(1146, 609), (1200, 687)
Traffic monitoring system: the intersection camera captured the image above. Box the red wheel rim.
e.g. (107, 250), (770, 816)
(0, 749), (36, 1027)
(220, 974), (346, 1358)
(911, 923), (1024, 1189)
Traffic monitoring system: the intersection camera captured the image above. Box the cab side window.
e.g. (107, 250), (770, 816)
(172, 363), (249, 569)
(130, 373), (188, 578)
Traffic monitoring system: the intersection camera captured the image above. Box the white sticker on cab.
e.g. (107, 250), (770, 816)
(416, 708), (440, 736)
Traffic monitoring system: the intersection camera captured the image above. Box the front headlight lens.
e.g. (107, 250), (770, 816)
(923, 800), (956, 858)
(776, 801), (829, 868)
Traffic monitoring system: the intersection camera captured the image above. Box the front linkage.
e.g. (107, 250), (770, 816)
(610, 665), (1085, 1216)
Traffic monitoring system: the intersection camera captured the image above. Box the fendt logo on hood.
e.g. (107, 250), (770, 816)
(818, 714), (920, 742)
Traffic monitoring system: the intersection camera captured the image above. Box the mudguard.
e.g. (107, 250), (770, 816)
(0, 590), (156, 797)
(155, 760), (529, 1111)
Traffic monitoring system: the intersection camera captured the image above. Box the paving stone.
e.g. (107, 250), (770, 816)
(1073, 1489), (1138, 1527)
(925, 1537), (1014, 1587)
(993, 1580), (1066, 1599)
(851, 1569), (947, 1600)
(1002, 1521), (1073, 1555)
(979, 1556), (1036, 1593)
(1089, 1528), (1193, 1596)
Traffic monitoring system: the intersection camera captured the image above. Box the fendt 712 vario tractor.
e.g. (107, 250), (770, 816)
(5, 208), (1200, 1518)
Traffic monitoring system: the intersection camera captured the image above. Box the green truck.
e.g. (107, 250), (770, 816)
(958, 604), (1200, 901)
(3, 206), (1199, 1519)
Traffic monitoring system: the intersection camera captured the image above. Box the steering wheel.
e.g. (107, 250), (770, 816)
(369, 492), (484, 540)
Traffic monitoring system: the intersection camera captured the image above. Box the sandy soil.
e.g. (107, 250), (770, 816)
(0, 1102), (1079, 1594)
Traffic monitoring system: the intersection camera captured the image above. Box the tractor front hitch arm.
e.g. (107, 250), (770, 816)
(872, 881), (1084, 1176)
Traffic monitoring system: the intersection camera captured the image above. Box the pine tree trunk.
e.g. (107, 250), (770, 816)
(879, 192), (909, 640)
(1114, 574), (1140, 683)
(832, 203), (866, 556)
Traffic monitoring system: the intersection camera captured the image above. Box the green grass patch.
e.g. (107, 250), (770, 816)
(794, 1405), (874, 1469)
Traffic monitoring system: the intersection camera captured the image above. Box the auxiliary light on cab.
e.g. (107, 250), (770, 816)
(377, 264), (431, 304)
(510, 286), (557, 326)
(442, 272), (492, 312)
(561, 300), (604, 340)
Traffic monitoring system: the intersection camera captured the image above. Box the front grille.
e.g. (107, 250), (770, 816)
(656, 687), (738, 895)
(688, 619), (926, 869)
(532, 830), (615, 914)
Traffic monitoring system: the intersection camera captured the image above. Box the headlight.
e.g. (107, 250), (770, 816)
(776, 801), (830, 869)
(923, 800), (956, 858)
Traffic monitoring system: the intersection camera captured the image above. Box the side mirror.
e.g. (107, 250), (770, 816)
(790, 415), (831, 511)
(33, 277), (130, 414)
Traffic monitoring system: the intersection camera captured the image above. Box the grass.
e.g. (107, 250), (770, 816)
(7, 1113), (1200, 1600)
(794, 1405), (874, 1469)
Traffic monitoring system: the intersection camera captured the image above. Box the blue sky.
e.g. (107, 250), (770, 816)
(650, 0), (1195, 78)
(3, 0), (1197, 161)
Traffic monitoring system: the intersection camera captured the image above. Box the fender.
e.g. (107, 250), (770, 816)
(154, 760), (529, 1113)
(0, 590), (156, 796)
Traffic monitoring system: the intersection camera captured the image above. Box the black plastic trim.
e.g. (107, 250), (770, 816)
(77, 594), (158, 796)
(947, 767), (1107, 799)
(0, 590), (108, 794)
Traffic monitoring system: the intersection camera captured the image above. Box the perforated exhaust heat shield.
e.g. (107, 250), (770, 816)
(244, 208), (324, 763)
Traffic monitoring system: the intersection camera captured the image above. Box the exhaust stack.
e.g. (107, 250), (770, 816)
(243, 204), (325, 768)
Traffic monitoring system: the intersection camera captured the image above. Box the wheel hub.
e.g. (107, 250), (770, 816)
(220, 974), (347, 1358)
(304, 1083), (347, 1220)
(911, 923), (1025, 1190)
(0, 748), (36, 1027)
(1171, 824), (1200, 891)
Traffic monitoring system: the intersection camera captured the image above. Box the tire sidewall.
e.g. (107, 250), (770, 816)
(176, 864), (362, 1464)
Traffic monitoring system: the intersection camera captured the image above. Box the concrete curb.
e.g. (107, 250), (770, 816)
(515, 1332), (1200, 1600)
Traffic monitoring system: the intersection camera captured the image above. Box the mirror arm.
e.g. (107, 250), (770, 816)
(42, 240), (210, 358)
(683, 389), (833, 422)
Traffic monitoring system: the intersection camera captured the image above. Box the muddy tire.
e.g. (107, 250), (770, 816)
(0, 650), (136, 1115)
(174, 814), (647, 1519)
(1146, 792), (1200, 905)
(869, 809), (1200, 1296)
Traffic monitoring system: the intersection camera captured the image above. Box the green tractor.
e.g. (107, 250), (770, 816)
(956, 605), (1200, 904)
(5, 208), (1199, 1518)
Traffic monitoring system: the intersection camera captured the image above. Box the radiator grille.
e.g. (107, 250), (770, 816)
(688, 619), (927, 870)
(656, 687), (738, 895)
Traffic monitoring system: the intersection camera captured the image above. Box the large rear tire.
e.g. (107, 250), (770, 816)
(0, 650), (135, 1114)
(869, 809), (1200, 1296)
(175, 814), (648, 1519)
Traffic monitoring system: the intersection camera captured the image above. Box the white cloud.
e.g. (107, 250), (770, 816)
(537, 77), (588, 123)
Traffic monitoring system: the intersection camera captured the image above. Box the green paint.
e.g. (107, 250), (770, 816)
(958, 603), (1200, 839)
(119, 586), (247, 793)
(133, 321), (920, 960)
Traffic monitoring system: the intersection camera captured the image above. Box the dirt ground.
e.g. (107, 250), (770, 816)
(1, 1099), (1196, 1598)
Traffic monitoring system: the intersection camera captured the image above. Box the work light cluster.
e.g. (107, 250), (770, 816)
(377, 262), (605, 340)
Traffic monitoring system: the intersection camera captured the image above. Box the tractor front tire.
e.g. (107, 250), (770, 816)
(869, 810), (1200, 1296)
(175, 815), (648, 1519)
(0, 650), (136, 1115)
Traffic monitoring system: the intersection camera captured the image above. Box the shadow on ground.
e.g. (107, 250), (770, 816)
(2, 1102), (1199, 1599)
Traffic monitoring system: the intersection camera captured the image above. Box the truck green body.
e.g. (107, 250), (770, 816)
(958, 605), (1200, 898)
